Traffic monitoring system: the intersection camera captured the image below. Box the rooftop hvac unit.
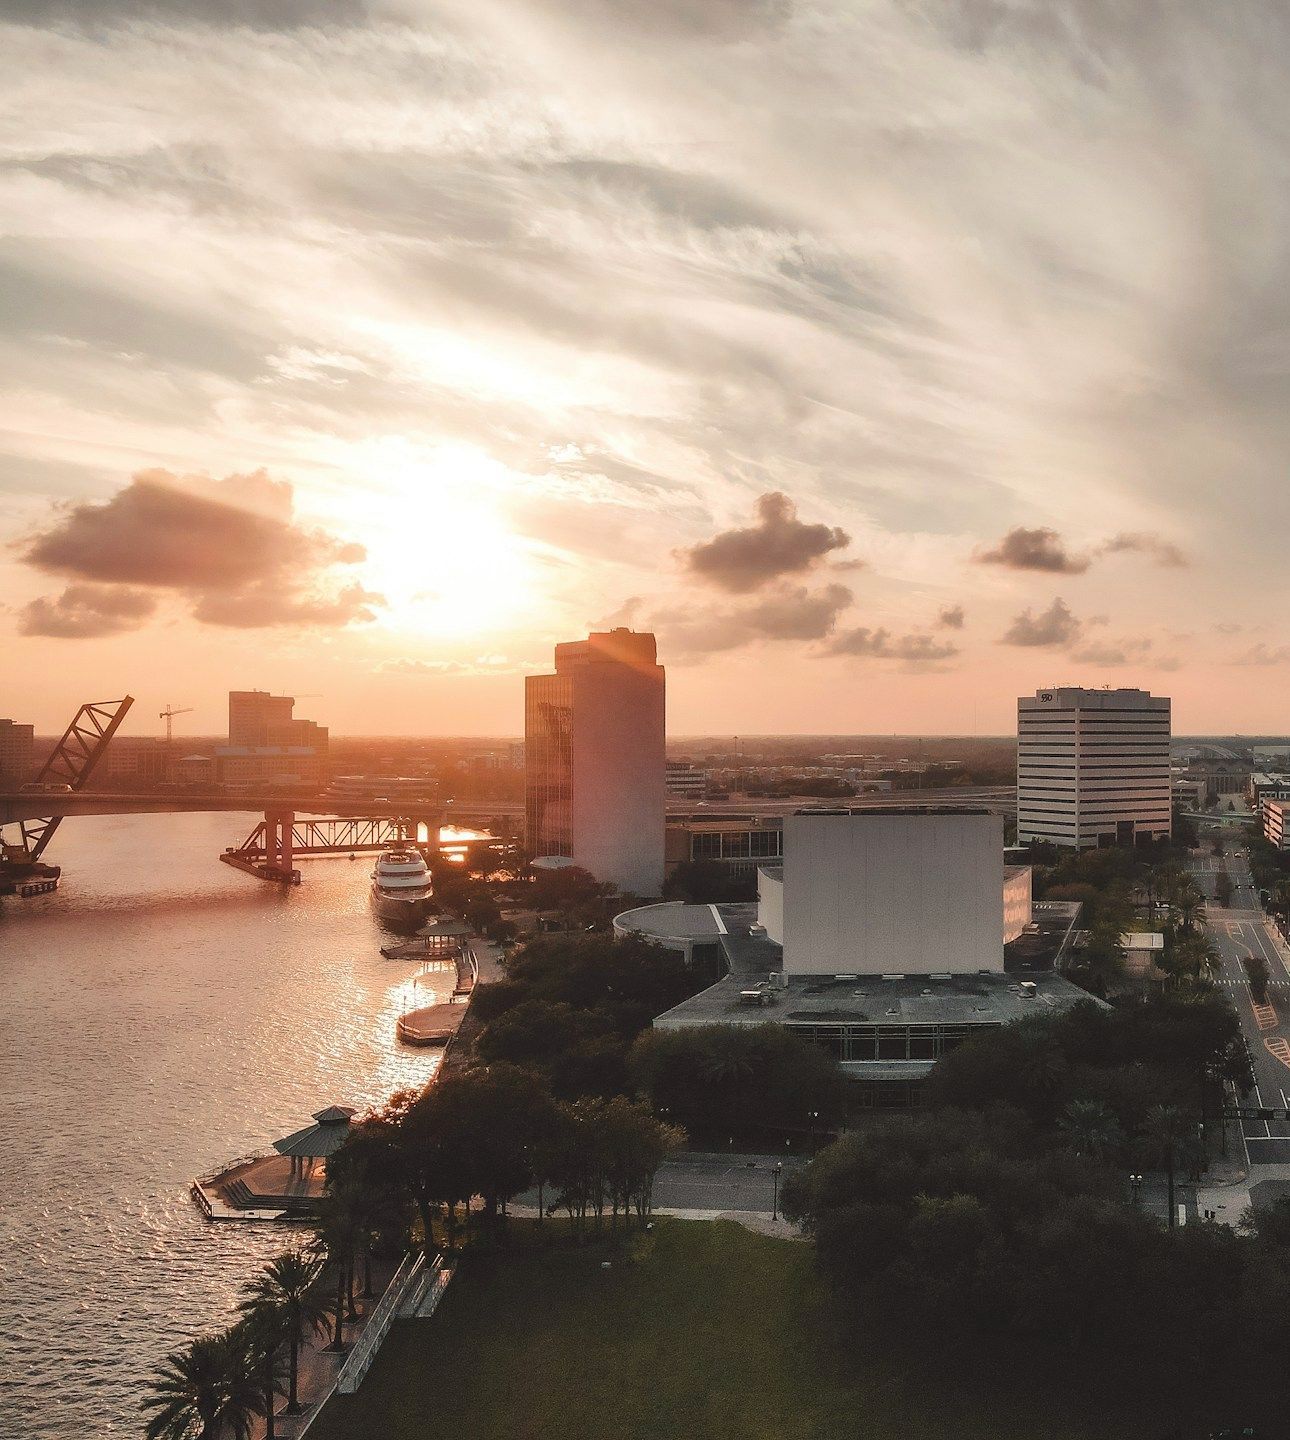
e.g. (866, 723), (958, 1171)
(739, 989), (768, 1006)
(1020, 981), (1038, 998)
(748, 923), (767, 938)
(767, 971), (788, 990)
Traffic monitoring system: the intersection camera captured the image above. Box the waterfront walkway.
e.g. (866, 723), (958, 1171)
(249, 1259), (398, 1440)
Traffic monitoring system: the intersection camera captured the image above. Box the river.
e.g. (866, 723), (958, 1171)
(0, 812), (454, 1438)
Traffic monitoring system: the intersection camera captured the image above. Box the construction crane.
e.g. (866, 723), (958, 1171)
(159, 704), (193, 744)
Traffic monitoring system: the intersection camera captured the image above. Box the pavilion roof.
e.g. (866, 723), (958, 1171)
(272, 1105), (357, 1158)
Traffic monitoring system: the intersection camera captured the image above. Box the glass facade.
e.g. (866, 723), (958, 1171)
(524, 674), (574, 858)
(787, 1021), (994, 1063)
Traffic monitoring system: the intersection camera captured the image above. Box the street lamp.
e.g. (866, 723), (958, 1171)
(1129, 1173), (1144, 1206)
(772, 1162), (783, 1221)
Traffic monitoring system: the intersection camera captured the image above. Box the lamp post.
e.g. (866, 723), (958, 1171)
(772, 1162), (783, 1221)
(1129, 1172), (1143, 1207)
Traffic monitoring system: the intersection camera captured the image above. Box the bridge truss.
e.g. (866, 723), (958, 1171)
(220, 814), (434, 885)
(18, 696), (134, 862)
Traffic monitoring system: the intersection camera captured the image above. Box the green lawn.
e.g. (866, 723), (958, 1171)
(308, 1220), (1200, 1440)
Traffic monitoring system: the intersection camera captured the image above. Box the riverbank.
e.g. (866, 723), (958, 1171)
(0, 811), (442, 1439)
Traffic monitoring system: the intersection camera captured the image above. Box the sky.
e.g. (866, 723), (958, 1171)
(4, 0), (1290, 738)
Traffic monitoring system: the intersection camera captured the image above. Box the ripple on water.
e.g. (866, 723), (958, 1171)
(0, 812), (440, 1438)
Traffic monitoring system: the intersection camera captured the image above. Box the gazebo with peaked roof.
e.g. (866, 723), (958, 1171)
(272, 1105), (357, 1177)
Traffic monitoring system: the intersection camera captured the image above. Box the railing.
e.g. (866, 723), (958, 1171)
(334, 1250), (426, 1395)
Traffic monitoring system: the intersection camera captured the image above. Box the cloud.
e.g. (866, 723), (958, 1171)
(19, 469), (379, 632)
(1097, 533), (1189, 568)
(1000, 597), (1081, 647)
(656, 581), (851, 655)
(682, 492), (851, 593)
(1228, 643), (1290, 667)
(18, 583), (157, 638)
(937, 604), (965, 630)
(590, 596), (644, 629)
(976, 527), (1089, 574)
(1070, 635), (1162, 666)
(378, 655), (531, 676)
(828, 627), (961, 666)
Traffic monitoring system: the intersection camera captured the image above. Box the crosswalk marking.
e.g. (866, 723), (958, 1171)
(1266, 1037), (1290, 1070)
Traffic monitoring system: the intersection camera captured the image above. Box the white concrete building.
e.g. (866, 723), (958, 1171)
(1017, 687), (1171, 849)
(768, 810), (1009, 975)
(525, 628), (666, 896)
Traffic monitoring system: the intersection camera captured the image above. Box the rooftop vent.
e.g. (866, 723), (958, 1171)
(748, 923), (767, 938)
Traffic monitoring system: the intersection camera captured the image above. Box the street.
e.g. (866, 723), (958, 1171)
(1190, 844), (1290, 1164)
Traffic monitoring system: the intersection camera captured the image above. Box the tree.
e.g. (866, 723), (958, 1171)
(1142, 1104), (1190, 1230)
(142, 1331), (262, 1440)
(1060, 1099), (1124, 1163)
(316, 1179), (366, 1351)
(237, 1249), (328, 1414)
(630, 1023), (844, 1145)
(662, 860), (757, 903)
(377, 1089), (451, 1256)
(1245, 951), (1270, 1005)
(230, 1310), (289, 1440)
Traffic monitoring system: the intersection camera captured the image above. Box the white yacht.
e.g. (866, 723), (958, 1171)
(370, 847), (433, 926)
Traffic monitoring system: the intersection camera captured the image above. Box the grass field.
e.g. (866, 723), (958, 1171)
(307, 1219), (1220, 1440)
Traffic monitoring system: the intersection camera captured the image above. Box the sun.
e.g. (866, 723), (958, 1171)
(344, 440), (542, 640)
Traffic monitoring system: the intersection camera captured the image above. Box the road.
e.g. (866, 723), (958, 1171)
(1190, 844), (1290, 1164)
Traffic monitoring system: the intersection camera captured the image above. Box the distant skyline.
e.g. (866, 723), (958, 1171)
(6, 4), (1290, 734)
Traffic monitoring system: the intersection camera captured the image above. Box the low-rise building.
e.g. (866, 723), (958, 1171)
(664, 813), (784, 875)
(1265, 797), (1290, 851)
(214, 746), (327, 788)
(1248, 773), (1290, 815)
(665, 761), (707, 800)
(624, 808), (1094, 1106)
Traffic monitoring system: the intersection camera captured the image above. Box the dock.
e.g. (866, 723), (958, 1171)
(397, 998), (470, 1047)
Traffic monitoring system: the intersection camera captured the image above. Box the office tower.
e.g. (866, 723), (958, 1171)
(0, 719), (35, 784)
(222, 691), (329, 787)
(525, 629), (666, 895)
(1017, 687), (1171, 848)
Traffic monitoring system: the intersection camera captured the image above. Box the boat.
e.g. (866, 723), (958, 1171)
(370, 847), (433, 927)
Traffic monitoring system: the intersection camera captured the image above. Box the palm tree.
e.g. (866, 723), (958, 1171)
(317, 1180), (365, 1351)
(232, 1307), (290, 1439)
(1144, 1104), (1190, 1230)
(238, 1249), (328, 1414)
(1059, 1099), (1124, 1162)
(142, 1331), (260, 1440)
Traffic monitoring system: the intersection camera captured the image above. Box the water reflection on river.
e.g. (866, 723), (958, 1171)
(0, 812), (443, 1438)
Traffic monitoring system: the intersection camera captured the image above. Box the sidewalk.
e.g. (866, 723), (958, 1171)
(251, 1260), (397, 1440)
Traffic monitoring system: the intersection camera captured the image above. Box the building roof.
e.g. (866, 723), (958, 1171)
(614, 900), (733, 942)
(654, 967), (1099, 1031)
(272, 1105), (357, 1158)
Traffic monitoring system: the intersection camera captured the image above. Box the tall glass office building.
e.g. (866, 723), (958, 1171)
(524, 629), (666, 895)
